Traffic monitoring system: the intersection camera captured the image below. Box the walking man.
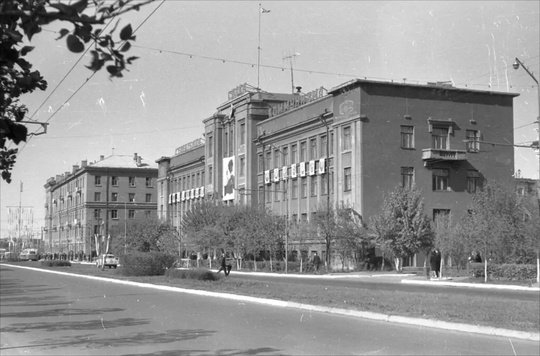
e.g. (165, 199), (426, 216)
(312, 251), (321, 274)
(217, 251), (232, 276)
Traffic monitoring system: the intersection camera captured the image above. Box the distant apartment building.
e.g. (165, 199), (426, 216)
(158, 80), (518, 267)
(44, 154), (158, 255)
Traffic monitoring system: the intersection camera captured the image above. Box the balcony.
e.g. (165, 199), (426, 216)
(422, 148), (467, 167)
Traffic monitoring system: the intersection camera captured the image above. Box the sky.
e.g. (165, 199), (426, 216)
(1, 1), (539, 239)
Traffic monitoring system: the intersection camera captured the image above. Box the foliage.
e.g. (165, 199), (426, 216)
(164, 268), (222, 281)
(109, 217), (178, 255)
(41, 260), (71, 267)
(312, 203), (337, 266)
(433, 212), (468, 270)
(332, 203), (371, 271)
(0, 0), (154, 182)
(468, 262), (537, 281)
(182, 201), (286, 265)
(370, 185), (433, 270)
(460, 181), (534, 265)
(119, 251), (176, 276)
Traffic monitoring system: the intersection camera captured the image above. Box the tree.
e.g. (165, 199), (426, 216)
(370, 185), (433, 272)
(460, 180), (537, 282)
(312, 203), (337, 269)
(432, 212), (468, 279)
(1, 0), (154, 182)
(109, 217), (176, 255)
(333, 203), (370, 271)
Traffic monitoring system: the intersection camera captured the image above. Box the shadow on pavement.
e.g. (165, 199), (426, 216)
(1, 317), (151, 333)
(123, 347), (284, 356)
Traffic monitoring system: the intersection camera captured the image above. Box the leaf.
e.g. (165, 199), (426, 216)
(56, 29), (70, 40)
(120, 41), (131, 52)
(126, 56), (139, 65)
(72, 0), (89, 13)
(20, 46), (34, 56)
(106, 65), (122, 77)
(66, 34), (85, 53)
(85, 51), (105, 72)
(119, 24), (133, 41)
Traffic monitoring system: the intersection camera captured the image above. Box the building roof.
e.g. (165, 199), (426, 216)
(89, 154), (157, 169)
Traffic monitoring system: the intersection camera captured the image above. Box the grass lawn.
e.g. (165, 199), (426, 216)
(8, 261), (540, 334)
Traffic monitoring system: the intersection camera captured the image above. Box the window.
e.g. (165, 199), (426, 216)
(321, 174), (328, 196)
(466, 130), (480, 152)
(401, 167), (414, 188)
(95, 176), (101, 186)
(208, 166), (213, 183)
(301, 177), (308, 198)
(240, 123), (245, 145)
(240, 157), (245, 177)
(201, 171), (205, 186)
(266, 186), (271, 203)
(111, 176), (118, 186)
(301, 213), (308, 222)
(321, 135), (328, 157)
(129, 193), (135, 202)
(208, 135), (213, 158)
(128, 210), (135, 219)
(129, 177), (136, 187)
(292, 179), (298, 199)
(94, 209), (101, 219)
(258, 154), (264, 172)
(274, 150), (280, 169)
(291, 144), (297, 164)
(111, 192), (118, 202)
(145, 177), (152, 187)
(330, 132), (334, 155)
(282, 146), (289, 166)
(432, 168), (449, 191)
(310, 176), (318, 197)
(344, 167), (352, 191)
(146, 193), (152, 202)
(432, 127), (448, 149)
(224, 131), (228, 155)
(274, 182), (280, 202)
(300, 141), (307, 161)
(400, 125), (414, 149)
(310, 138), (317, 160)
(467, 170), (480, 193)
(229, 128), (234, 154)
(343, 126), (352, 151)
(145, 211), (151, 218)
(266, 151), (272, 170)
(94, 192), (101, 201)
(111, 209), (118, 219)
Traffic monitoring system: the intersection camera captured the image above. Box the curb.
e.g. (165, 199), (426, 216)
(401, 278), (540, 292)
(2, 263), (539, 342)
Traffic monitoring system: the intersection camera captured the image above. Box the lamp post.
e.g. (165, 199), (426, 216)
(513, 57), (540, 179)
(319, 113), (332, 267)
(513, 57), (540, 285)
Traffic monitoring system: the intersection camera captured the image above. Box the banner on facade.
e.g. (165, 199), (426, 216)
(223, 157), (235, 201)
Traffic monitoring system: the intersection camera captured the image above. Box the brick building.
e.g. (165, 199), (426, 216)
(44, 154), (158, 256)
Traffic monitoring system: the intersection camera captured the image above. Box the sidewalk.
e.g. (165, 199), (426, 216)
(211, 268), (540, 291)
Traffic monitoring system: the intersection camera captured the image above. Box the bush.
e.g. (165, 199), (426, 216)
(165, 268), (222, 281)
(468, 262), (537, 280)
(119, 252), (176, 276)
(40, 260), (72, 267)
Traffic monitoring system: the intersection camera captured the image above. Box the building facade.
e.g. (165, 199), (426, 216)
(44, 154), (158, 256)
(157, 79), (518, 267)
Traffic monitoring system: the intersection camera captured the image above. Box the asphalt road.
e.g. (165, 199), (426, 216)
(226, 271), (540, 302)
(1, 264), (539, 356)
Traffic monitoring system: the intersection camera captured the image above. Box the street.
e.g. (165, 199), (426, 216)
(1, 264), (539, 355)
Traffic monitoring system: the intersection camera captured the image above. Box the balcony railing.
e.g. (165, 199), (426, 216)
(422, 148), (467, 166)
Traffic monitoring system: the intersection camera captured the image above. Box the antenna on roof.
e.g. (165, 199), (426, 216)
(283, 52), (300, 94)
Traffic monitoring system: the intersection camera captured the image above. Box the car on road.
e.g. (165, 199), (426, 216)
(19, 249), (38, 261)
(95, 254), (119, 269)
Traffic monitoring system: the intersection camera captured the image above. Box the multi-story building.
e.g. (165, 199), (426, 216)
(44, 153), (158, 256)
(158, 79), (518, 267)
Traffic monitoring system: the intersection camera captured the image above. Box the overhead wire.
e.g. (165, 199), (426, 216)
(15, 0), (166, 156)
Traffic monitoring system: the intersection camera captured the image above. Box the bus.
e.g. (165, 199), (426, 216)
(19, 249), (38, 261)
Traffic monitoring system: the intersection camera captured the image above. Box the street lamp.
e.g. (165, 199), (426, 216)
(513, 56), (540, 285)
(513, 57), (540, 179)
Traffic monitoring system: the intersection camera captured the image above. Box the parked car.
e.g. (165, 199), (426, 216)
(19, 249), (38, 261)
(95, 254), (119, 269)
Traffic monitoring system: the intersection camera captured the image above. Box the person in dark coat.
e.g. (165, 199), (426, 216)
(217, 252), (232, 276)
(312, 252), (321, 273)
(429, 248), (442, 278)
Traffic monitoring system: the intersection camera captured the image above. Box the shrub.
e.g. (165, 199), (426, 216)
(119, 252), (176, 276)
(165, 268), (222, 281)
(468, 262), (537, 280)
(40, 260), (72, 267)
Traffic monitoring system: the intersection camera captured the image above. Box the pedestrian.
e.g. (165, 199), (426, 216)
(474, 252), (482, 263)
(429, 248), (441, 279)
(217, 251), (232, 276)
(312, 252), (321, 274)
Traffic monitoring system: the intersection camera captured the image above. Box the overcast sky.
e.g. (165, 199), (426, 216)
(1, 1), (539, 239)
